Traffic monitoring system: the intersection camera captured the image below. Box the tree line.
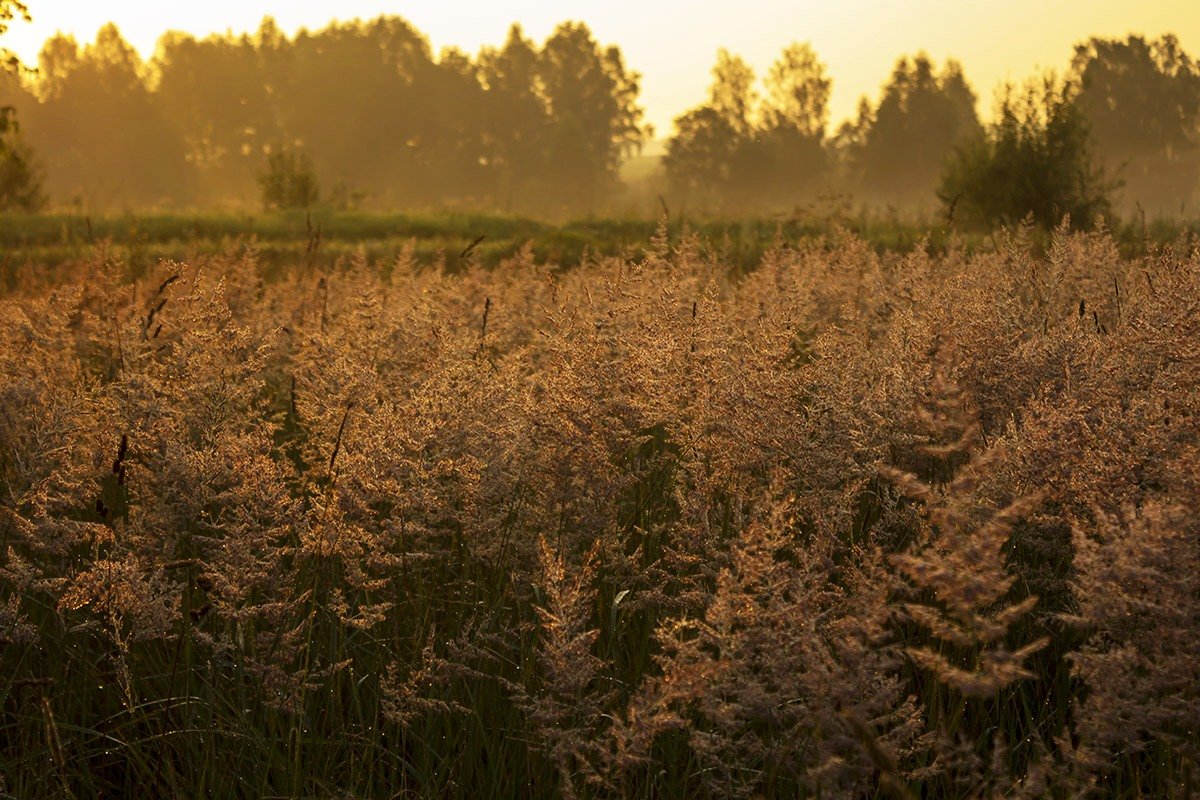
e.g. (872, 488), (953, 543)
(1, 12), (1198, 223)
(667, 36), (1199, 225)
(1, 18), (648, 214)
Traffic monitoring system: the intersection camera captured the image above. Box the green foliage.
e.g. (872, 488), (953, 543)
(0, 209), (1193, 292)
(0, 117), (44, 210)
(258, 147), (319, 211)
(940, 76), (1116, 229)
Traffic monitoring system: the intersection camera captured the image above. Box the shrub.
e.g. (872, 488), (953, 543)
(258, 145), (319, 211)
(940, 75), (1116, 228)
(0, 114), (45, 211)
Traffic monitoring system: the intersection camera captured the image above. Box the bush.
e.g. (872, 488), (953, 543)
(258, 146), (319, 211)
(940, 75), (1116, 228)
(0, 113), (45, 212)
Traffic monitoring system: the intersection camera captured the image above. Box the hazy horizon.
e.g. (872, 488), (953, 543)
(4, 0), (1198, 135)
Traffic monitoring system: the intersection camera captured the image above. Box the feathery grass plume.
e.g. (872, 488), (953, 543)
(880, 352), (1058, 795)
(381, 628), (468, 730)
(620, 493), (919, 798)
(882, 354), (1046, 697)
(1068, 501), (1200, 790)
(0, 223), (1195, 797)
(512, 538), (615, 800)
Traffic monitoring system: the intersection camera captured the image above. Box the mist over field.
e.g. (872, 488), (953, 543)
(0, 3), (1198, 799)
(0, 8), (1198, 220)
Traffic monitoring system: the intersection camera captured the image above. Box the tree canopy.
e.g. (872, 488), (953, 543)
(0, 0), (43, 210)
(842, 54), (981, 210)
(1071, 35), (1200, 216)
(665, 44), (831, 213)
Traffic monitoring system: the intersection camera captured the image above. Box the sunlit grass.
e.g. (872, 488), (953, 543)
(0, 223), (1196, 798)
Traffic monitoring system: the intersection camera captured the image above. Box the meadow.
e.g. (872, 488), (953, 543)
(0, 209), (1191, 289)
(0, 209), (956, 290)
(0, 219), (1196, 798)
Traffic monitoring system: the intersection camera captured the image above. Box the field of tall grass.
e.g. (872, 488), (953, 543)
(0, 221), (1196, 798)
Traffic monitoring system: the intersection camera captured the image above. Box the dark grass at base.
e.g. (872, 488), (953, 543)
(0, 209), (1193, 290)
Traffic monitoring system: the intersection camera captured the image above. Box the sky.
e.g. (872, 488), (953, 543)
(3, 1), (1198, 136)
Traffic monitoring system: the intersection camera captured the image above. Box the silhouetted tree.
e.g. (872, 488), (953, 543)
(708, 49), (756, 137)
(666, 44), (831, 212)
(1071, 35), (1200, 216)
(0, 67), (31, 132)
(420, 47), (492, 205)
(0, 55), (43, 211)
(762, 42), (830, 139)
(0, 2), (29, 96)
(478, 24), (549, 211)
(664, 51), (754, 211)
(537, 21), (650, 213)
(0, 0), (43, 208)
(0, 118), (43, 209)
(3, 13), (655, 213)
(846, 54), (981, 210)
(278, 17), (436, 207)
(749, 42), (831, 204)
(664, 106), (739, 206)
(830, 97), (873, 173)
(941, 75), (1115, 229)
(33, 25), (190, 207)
(153, 25), (284, 205)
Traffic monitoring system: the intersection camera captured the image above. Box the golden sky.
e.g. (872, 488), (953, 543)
(4, 1), (1197, 134)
